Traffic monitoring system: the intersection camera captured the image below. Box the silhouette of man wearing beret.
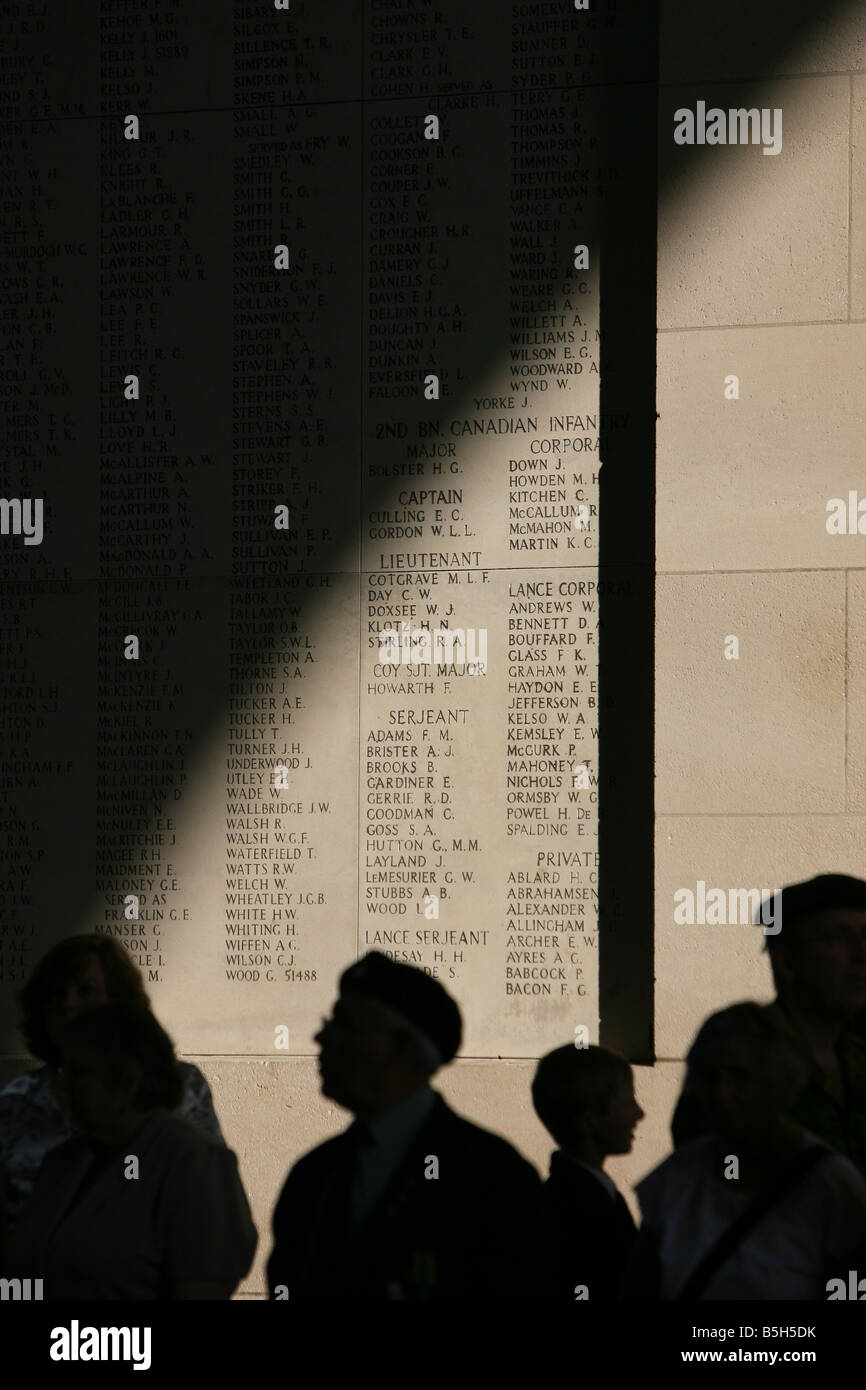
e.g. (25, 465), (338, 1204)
(672, 874), (866, 1174)
(267, 953), (548, 1300)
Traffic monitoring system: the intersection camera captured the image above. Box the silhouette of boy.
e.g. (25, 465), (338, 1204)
(532, 1044), (643, 1300)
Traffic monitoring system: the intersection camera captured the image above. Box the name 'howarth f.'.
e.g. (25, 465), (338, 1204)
(674, 101), (783, 156)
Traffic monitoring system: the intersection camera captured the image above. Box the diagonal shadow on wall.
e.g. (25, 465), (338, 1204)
(0, 0), (859, 1063)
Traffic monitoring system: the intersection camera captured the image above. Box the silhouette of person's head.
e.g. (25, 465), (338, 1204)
(57, 1002), (182, 1146)
(532, 1044), (643, 1166)
(314, 953), (462, 1118)
(762, 874), (866, 1024)
(685, 1002), (808, 1141)
(18, 934), (149, 1067)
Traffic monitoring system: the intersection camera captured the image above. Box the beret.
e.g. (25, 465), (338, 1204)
(762, 873), (866, 933)
(340, 952), (462, 1064)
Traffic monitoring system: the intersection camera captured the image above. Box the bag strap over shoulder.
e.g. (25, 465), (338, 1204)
(675, 1144), (831, 1301)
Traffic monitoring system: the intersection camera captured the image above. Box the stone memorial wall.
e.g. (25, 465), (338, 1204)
(4, 0), (863, 1299)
